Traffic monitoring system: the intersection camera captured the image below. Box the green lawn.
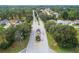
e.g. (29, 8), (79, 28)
(0, 38), (29, 53)
(47, 32), (62, 52)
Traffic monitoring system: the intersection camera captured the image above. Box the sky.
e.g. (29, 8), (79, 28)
(0, 0), (79, 5)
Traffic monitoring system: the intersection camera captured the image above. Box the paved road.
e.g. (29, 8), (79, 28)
(36, 12), (55, 53)
(25, 10), (54, 53)
(20, 10), (54, 53)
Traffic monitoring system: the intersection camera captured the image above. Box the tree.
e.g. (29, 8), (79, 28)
(0, 27), (16, 49)
(68, 9), (76, 20)
(45, 20), (56, 32)
(15, 21), (31, 40)
(51, 25), (78, 50)
(62, 11), (68, 20)
(45, 20), (78, 50)
(0, 25), (7, 45)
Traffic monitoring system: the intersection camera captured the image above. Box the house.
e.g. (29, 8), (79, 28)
(57, 20), (71, 25)
(15, 20), (22, 25)
(4, 23), (11, 29)
(74, 20), (79, 25)
(0, 19), (11, 29)
(10, 19), (22, 27)
(57, 20), (65, 24)
(0, 19), (9, 25)
(53, 12), (59, 18)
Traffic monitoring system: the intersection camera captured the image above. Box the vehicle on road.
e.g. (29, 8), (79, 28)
(36, 29), (41, 41)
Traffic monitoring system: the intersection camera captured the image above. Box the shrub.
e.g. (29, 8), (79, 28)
(0, 27), (15, 49)
(52, 25), (78, 49)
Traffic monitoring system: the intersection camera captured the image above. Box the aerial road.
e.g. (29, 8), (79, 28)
(20, 10), (54, 53)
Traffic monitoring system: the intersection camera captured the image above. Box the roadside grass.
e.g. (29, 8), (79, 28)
(47, 32), (63, 52)
(47, 32), (79, 53)
(76, 28), (79, 42)
(0, 38), (29, 53)
(74, 28), (79, 52)
(47, 32), (59, 52)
